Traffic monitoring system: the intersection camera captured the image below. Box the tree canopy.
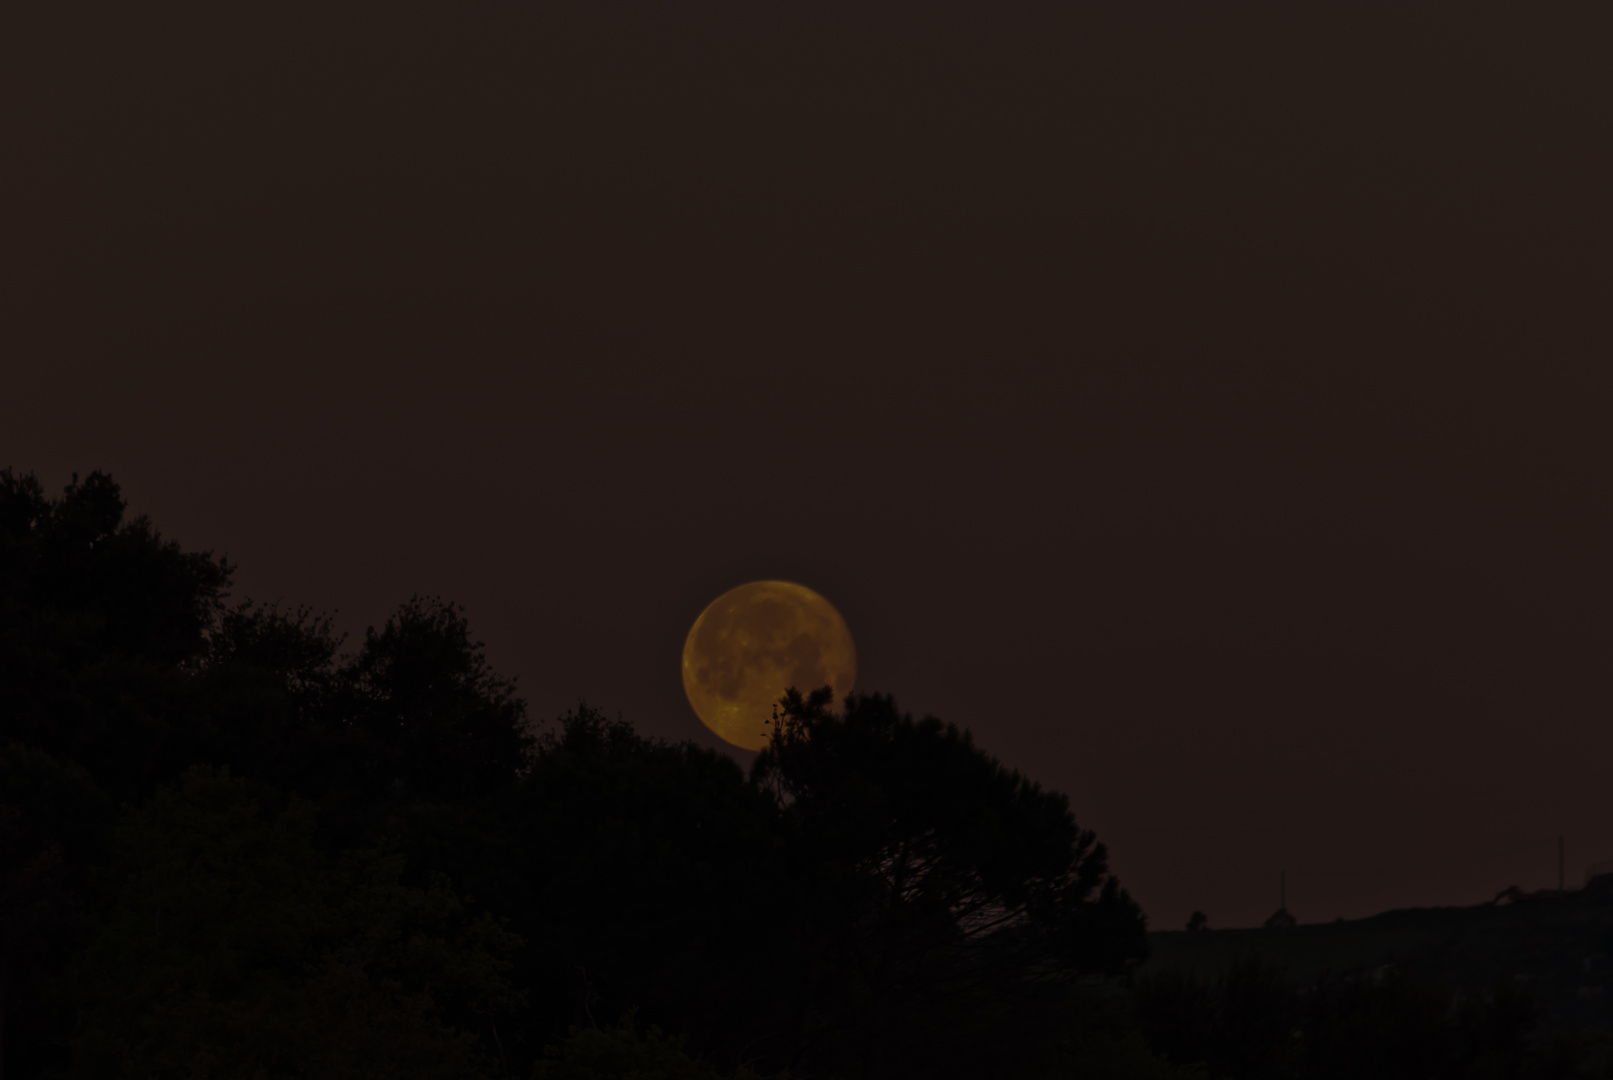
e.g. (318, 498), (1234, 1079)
(7, 469), (1572, 1080)
(2, 470), (1160, 1077)
(754, 687), (1146, 1077)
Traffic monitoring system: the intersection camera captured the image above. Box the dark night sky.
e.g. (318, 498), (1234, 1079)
(5, 1), (1610, 930)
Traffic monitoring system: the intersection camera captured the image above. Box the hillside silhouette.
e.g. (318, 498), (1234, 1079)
(1150, 885), (1613, 1040)
(5, 471), (1609, 1078)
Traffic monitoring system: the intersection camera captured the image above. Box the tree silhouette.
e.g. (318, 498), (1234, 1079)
(57, 767), (522, 1079)
(0, 469), (231, 801)
(504, 706), (791, 1071)
(0, 470), (1181, 1078)
(0, 744), (113, 1079)
(754, 687), (1148, 1078)
(344, 597), (534, 805)
(1135, 960), (1550, 1080)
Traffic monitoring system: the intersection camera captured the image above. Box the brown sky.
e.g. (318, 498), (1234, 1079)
(5, 0), (1611, 930)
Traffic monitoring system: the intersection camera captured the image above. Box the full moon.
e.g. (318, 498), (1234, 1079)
(682, 580), (857, 751)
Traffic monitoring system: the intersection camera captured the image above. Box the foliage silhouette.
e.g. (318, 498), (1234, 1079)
(532, 1015), (784, 1080)
(345, 597), (533, 804)
(754, 686), (1148, 1078)
(0, 744), (114, 1078)
(0, 469), (231, 802)
(58, 766), (522, 1079)
(1134, 959), (1571, 1080)
(503, 706), (792, 1071)
(11, 469), (1581, 1080)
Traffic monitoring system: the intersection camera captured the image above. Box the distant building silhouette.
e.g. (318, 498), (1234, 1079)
(1264, 869), (1296, 929)
(1492, 842), (1608, 904)
(1493, 885), (1568, 905)
(1263, 907), (1297, 929)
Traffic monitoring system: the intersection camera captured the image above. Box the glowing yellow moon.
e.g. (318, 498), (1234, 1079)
(682, 581), (857, 751)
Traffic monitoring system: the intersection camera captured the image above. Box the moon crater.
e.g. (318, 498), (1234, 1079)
(682, 581), (856, 751)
